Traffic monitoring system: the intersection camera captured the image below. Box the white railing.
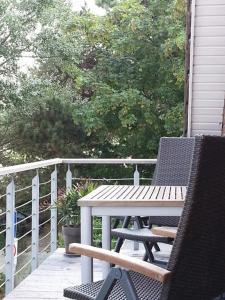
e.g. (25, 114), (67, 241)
(0, 157), (157, 296)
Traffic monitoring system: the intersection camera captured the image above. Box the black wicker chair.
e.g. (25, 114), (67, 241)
(112, 137), (195, 261)
(64, 136), (225, 300)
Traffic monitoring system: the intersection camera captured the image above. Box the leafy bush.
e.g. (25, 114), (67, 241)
(56, 181), (98, 226)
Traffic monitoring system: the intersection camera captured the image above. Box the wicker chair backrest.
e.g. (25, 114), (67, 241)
(152, 137), (195, 186)
(150, 137), (195, 227)
(161, 136), (225, 300)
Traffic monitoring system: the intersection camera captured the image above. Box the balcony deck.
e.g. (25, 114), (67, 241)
(4, 242), (171, 300)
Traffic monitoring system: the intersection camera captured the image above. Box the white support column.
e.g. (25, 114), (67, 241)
(81, 206), (93, 283)
(133, 165), (140, 251)
(66, 164), (72, 192)
(5, 179), (15, 295)
(102, 216), (111, 279)
(31, 172), (39, 271)
(51, 167), (57, 253)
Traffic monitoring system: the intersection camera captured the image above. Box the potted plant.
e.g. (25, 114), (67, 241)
(56, 181), (97, 255)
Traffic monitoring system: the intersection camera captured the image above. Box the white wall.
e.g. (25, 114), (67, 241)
(188, 0), (225, 136)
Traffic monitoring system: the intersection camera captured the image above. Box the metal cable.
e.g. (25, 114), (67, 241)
(39, 179), (51, 186)
(15, 214), (32, 226)
(39, 231), (51, 242)
(15, 199), (32, 210)
(39, 218), (51, 227)
(0, 211), (6, 217)
(16, 185), (32, 193)
(0, 246), (6, 252)
(14, 259), (32, 277)
(0, 193), (6, 199)
(0, 263), (5, 270)
(39, 192), (51, 200)
(39, 207), (50, 214)
(72, 177), (152, 182)
(17, 229), (32, 241)
(0, 228), (6, 235)
(39, 243), (51, 253)
(17, 245), (32, 259)
(0, 280), (6, 289)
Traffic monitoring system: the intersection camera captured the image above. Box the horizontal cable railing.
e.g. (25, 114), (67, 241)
(15, 200), (32, 210)
(15, 185), (32, 193)
(0, 157), (157, 297)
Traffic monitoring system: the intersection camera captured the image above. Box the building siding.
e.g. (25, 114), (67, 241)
(189, 0), (225, 136)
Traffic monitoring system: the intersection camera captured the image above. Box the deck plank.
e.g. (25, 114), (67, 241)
(4, 248), (103, 300)
(4, 243), (172, 300)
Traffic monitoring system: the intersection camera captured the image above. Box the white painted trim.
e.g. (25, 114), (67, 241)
(62, 158), (157, 165)
(187, 0), (196, 137)
(0, 158), (62, 176)
(92, 206), (183, 216)
(0, 158), (157, 177)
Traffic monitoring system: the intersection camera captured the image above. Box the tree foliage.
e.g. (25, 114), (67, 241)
(1, 0), (186, 164)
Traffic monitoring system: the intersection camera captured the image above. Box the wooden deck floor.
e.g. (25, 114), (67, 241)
(4, 243), (171, 300)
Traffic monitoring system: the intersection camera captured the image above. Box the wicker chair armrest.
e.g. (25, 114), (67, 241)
(69, 243), (171, 283)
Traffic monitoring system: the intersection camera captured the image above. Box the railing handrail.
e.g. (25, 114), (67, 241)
(0, 158), (62, 177)
(62, 158), (157, 165)
(0, 158), (157, 177)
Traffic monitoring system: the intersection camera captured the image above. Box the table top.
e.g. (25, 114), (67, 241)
(78, 185), (186, 207)
(152, 226), (177, 239)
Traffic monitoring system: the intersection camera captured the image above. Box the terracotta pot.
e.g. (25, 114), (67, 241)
(62, 225), (81, 255)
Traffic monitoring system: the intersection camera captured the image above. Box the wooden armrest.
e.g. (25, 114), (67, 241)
(152, 227), (177, 239)
(69, 243), (171, 283)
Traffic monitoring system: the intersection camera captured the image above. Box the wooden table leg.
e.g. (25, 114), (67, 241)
(81, 206), (93, 283)
(102, 215), (111, 279)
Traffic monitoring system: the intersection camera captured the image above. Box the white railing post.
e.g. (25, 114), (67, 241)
(133, 165), (140, 250)
(51, 166), (57, 253)
(133, 165), (140, 186)
(66, 164), (72, 191)
(31, 172), (39, 271)
(5, 178), (15, 295)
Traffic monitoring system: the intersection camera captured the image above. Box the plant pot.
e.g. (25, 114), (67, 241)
(62, 225), (81, 255)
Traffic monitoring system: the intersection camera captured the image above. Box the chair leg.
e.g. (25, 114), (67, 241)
(154, 242), (160, 252)
(112, 218), (121, 229)
(143, 252), (148, 262)
(114, 216), (132, 253)
(114, 237), (124, 253)
(143, 242), (155, 262)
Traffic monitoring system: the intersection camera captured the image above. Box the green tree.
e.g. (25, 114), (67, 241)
(2, 0), (186, 163)
(0, 0), (57, 162)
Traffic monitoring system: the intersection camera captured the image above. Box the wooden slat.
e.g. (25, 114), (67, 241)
(120, 186), (137, 199)
(163, 186), (171, 200)
(78, 185), (186, 207)
(149, 186), (161, 200)
(157, 186), (166, 200)
(102, 185), (124, 199)
(137, 186), (151, 199)
(113, 185), (132, 199)
(101, 185), (121, 199)
(90, 185), (112, 199)
(169, 187), (176, 200)
(143, 186), (155, 200)
(69, 243), (171, 283)
(176, 186), (182, 200)
(181, 186), (187, 200)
